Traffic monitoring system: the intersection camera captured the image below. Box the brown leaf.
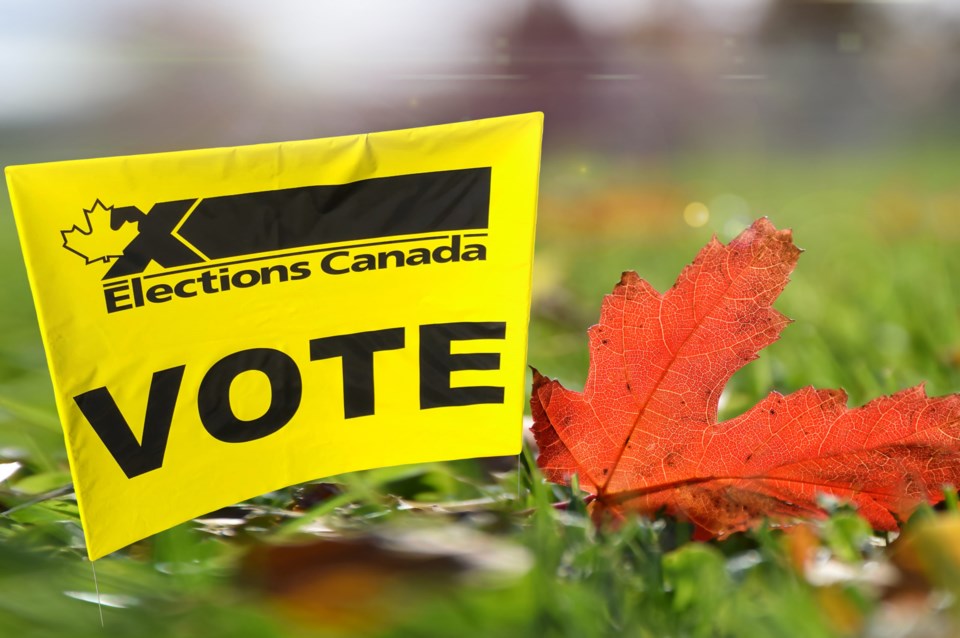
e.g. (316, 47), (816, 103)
(239, 528), (530, 631)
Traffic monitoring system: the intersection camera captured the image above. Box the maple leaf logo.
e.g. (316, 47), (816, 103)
(61, 200), (140, 264)
(531, 218), (960, 538)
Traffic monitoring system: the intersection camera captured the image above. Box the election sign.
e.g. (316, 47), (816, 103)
(5, 112), (543, 559)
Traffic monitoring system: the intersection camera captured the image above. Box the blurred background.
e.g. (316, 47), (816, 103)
(4, 0), (960, 154)
(3, 0), (960, 394)
(4, 1), (960, 636)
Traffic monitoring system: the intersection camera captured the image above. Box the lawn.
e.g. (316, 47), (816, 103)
(3, 144), (960, 637)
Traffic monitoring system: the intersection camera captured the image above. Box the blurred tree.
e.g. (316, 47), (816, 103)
(455, 0), (602, 146)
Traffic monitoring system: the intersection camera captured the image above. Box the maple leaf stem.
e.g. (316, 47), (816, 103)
(548, 494), (597, 511)
(601, 477), (718, 505)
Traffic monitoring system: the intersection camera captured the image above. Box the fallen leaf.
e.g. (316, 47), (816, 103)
(290, 483), (344, 512)
(240, 536), (462, 631)
(880, 515), (960, 636)
(0, 462), (21, 484)
(531, 218), (960, 537)
(394, 496), (505, 513)
(63, 591), (139, 609)
(239, 527), (529, 630)
(891, 515), (960, 591)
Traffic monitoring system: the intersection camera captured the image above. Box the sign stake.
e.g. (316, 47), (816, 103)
(90, 559), (104, 628)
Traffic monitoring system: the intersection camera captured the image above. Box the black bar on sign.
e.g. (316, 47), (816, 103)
(178, 168), (491, 260)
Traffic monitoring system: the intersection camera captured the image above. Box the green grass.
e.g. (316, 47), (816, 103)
(4, 145), (960, 636)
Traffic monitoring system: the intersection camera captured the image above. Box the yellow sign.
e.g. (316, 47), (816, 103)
(5, 113), (543, 559)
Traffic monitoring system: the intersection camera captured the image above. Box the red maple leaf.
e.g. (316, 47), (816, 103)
(531, 218), (960, 537)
